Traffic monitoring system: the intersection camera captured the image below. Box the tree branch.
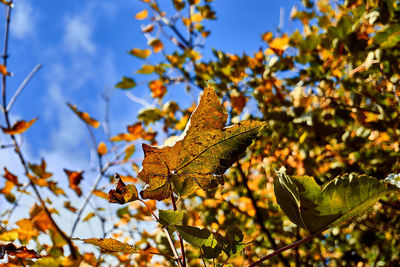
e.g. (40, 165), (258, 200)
(236, 161), (291, 267)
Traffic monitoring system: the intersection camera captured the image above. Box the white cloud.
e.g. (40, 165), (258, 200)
(63, 16), (95, 54)
(12, 0), (36, 39)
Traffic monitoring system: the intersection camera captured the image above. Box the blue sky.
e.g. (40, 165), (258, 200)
(0, 0), (298, 245)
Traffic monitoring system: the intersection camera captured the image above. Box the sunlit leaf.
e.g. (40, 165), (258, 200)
(135, 9), (148, 20)
(1, 118), (37, 135)
(79, 238), (137, 253)
(29, 159), (52, 179)
(0, 64), (9, 75)
(67, 103), (100, 128)
(115, 77), (136, 90)
(0, 243), (40, 259)
(138, 86), (266, 200)
(3, 167), (19, 185)
(136, 65), (155, 74)
(108, 175), (139, 204)
(83, 212), (95, 222)
(148, 39), (163, 53)
(149, 80), (167, 98)
(174, 225), (211, 247)
(158, 210), (185, 226)
(124, 144), (136, 161)
(129, 48), (151, 59)
(64, 169), (84, 196)
(97, 142), (107, 156)
(93, 190), (108, 199)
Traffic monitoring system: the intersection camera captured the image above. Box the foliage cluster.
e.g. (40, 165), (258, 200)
(1, 0), (400, 266)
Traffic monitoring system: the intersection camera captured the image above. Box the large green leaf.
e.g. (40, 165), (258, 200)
(138, 86), (266, 200)
(274, 168), (400, 233)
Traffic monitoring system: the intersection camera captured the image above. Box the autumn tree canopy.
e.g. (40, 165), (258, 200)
(1, 0), (400, 266)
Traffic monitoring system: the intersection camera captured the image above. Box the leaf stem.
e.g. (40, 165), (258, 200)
(171, 192), (187, 267)
(248, 234), (315, 267)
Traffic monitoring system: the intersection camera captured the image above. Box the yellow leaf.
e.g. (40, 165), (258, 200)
(2, 118), (37, 135)
(97, 142), (107, 156)
(148, 39), (163, 53)
(262, 32), (273, 43)
(129, 48), (151, 59)
(269, 34), (289, 51)
(67, 103), (100, 128)
(93, 190), (108, 199)
(191, 13), (202, 23)
(135, 9), (148, 20)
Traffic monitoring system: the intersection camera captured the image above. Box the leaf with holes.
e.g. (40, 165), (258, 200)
(138, 86), (266, 200)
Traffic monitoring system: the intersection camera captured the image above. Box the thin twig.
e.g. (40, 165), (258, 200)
(69, 161), (110, 237)
(248, 234), (315, 267)
(6, 63), (42, 112)
(139, 199), (183, 267)
(236, 161), (291, 267)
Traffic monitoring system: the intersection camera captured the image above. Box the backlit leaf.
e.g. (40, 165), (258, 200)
(138, 86), (266, 200)
(148, 39), (163, 53)
(97, 142), (107, 156)
(29, 159), (52, 179)
(274, 168), (400, 234)
(108, 175), (139, 204)
(135, 9), (148, 20)
(67, 103), (100, 128)
(79, 238), (137, 253)
(0, 64), (8, 75)
(93, 190), (108, 199)
(129, 48), (151, 59)
(64, 169), (84, 196)
(1, 118), (37, 135)
(83, 212), (95, 222)
(174, 225), (211, 247)
(0, 243), (40, 259)
(158, 210), (185, 226)
(3, 167), (19, 185)
(149, 80), (167, 98)
(115, 77), (136, 90)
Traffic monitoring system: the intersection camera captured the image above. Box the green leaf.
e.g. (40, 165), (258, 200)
(223, 225), (246, 255)
(78, 238), (137, 253)
(274, 168), (400, 234)
(137, 108), (164, 126)
(158, 210), (186, 226)
(174, 225), (211, 247)
(115, 77), (136, 90)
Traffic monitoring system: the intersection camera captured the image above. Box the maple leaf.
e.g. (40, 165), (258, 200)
(138, 86), (266, 200)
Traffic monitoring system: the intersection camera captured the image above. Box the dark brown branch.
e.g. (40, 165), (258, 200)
(248, 233), (315, 267)
(236, 162), (291, 267)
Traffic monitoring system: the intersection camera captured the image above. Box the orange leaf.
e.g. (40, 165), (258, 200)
(268, 34), (289, 51)
(93, 190), (109, 199)
(0, 243), (40, 259)
(97, 142), (107, 156)
(149, 80), (167, 98)
(29, 204), (54, 232)
(110, 133), (137, 142)
(67, 103), (100, 128)
(0, 180), (14, 195)
(28, 159), (52, 179)
(3, 167), (19, 185)
(108, 174), (139, 204)
(64, 169), (84, 196)
(129, 48), (151, 59)
(2, 118), (37, 135)
(135, 9), (148, 20)
(148, 39), (163, 53)
(0, 64), (8, 75)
